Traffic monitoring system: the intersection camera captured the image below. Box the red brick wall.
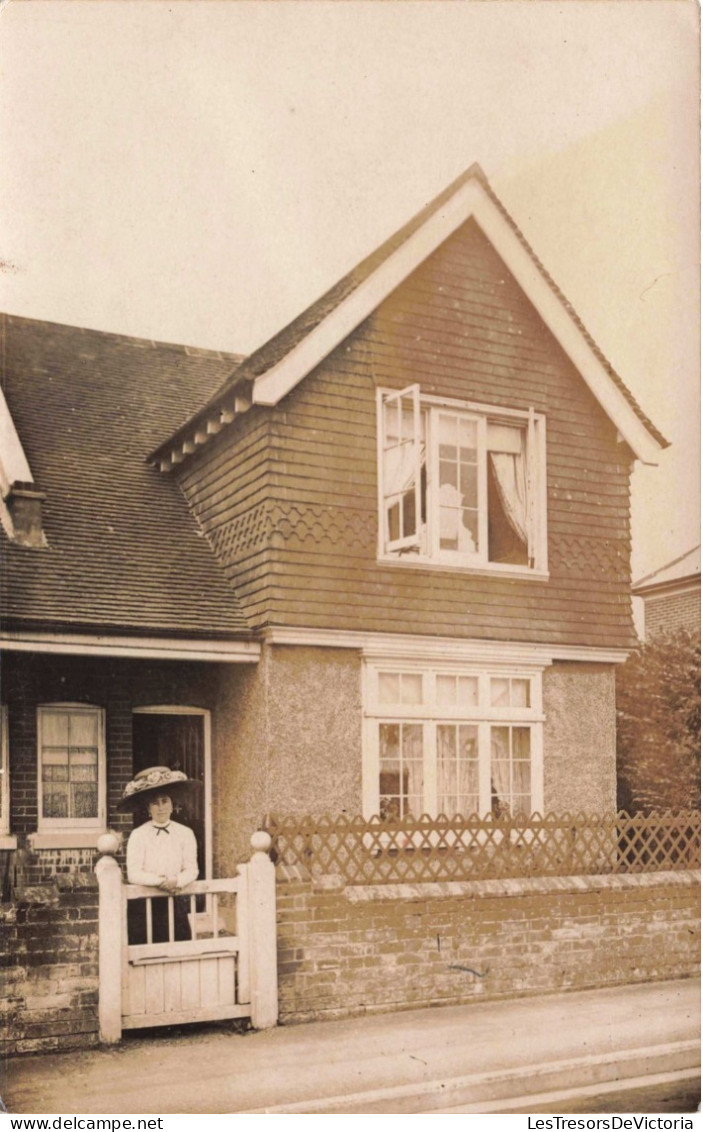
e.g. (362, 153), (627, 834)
(1, 875), (98, 1056)
(644, 588), (701, 640)
(2, 651), (224, 884)
(276, 871), (700, 1023)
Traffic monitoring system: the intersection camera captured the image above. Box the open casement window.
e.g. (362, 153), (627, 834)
(363, 662), (544, 819)
(378, 387), (547, 573)
(379, 384), (425, 554)
(37, 704), (106, 832)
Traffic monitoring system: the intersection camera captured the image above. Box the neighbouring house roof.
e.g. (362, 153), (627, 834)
(632, 546), (701, 598)
(0, 314), (254, 641)
(151, 162), (668, 472)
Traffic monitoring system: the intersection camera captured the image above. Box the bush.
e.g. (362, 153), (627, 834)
(616, 629), (700, 813)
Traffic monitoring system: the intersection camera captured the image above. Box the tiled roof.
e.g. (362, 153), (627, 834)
(0, 314), (252, 638)
(153, 162), (668, 458)
(633, 545), (701, 594)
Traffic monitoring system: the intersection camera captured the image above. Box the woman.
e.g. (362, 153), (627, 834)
(118, 765), (200, 945)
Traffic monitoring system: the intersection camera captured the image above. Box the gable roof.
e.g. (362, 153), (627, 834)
(0, 314), (254, 642)
(151, 162), (667, 471)
(633, 545), (701, 597)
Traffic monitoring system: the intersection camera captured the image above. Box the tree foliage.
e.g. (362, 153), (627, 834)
(616, 630), (700, 813)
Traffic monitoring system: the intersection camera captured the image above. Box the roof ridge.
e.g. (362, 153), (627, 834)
(150, 162), (668, 463)
(2, 312), (245, 365)
(633, 544), (701, 588)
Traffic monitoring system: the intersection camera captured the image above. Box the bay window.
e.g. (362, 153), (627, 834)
(378, 385), (547, 573)
(363, 661), (544, 819)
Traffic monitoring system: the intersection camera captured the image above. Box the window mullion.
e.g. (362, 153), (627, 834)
(424, 721), (437, 817)
(531, 724), (544, 816)
(477, 721), (491, 816)
(427, 409), (438, 557)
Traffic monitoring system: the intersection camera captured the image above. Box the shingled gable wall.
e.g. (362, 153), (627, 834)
(175, 218), (636, 649)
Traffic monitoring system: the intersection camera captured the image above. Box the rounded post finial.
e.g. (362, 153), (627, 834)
(250, 830), (272, 854)
(97, 830), (121, 856)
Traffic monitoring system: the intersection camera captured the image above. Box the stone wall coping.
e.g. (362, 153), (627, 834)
(302, 869), (702, 903)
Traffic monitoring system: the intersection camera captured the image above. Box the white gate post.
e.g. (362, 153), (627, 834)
(248, 830), (278, 1030)
(94, 832), (124, 1044)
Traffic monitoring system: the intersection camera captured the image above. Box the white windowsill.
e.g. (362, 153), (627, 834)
(377, 555), (550, 582)
(0, 834), (17, 850)
(29, 831), (107, 850)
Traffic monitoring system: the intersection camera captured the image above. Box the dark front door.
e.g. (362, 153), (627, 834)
(131, 710), (208, 881)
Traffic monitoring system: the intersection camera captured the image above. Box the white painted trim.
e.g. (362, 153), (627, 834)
(0, 835), (17, 850)
(29, 831), (107, 850)
(37, 703), (106, 835)
(264, 626), (630, 665)
(634, 578), (701, 601)
(0, 705), (9, 837)
(362, 656), (546, 819)
(132, 705), (213, 881)
(469, 187), (661, 465)
(376, 556), (550, 582)
(132, 705), (213, 716)
(0, 631), (260, 663)
(251, 176), (662, 465)
(375, 392), (549, 576)
(0, 383), (33, 498)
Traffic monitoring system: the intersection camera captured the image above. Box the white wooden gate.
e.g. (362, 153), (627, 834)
(122, 877), (250, 1030)
(95, 831), (277, 1042)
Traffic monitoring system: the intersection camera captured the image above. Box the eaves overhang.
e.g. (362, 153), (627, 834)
(149, 165), (668, 473)
(632, 575), (701, 601)
(0, 628), (261, 663)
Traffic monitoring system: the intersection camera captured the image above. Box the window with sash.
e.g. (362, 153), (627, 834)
(377, 385), (547, 573)
(37, 704), (106, 832)
(363, 662), (544, 819)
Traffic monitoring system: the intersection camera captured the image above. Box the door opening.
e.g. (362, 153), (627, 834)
(131, 707), (211, 880)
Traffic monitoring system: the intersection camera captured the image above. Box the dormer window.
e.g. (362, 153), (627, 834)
(378, 386), (547, 575)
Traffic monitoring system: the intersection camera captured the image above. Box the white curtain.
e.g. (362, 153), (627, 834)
(490, 727), (512, 816)
(384, 441), (424, 498)
(489, 448), (529, 548)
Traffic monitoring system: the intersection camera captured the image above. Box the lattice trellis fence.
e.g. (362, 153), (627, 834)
(264, 810), (701, 885)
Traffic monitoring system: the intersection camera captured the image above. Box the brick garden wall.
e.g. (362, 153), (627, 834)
(1, 874), (99, 1057)
(276, 870), (701, 1023)
(3, 866), (699, 1053)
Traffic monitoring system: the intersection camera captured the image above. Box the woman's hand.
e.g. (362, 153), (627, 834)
(159, 876), (180, 893)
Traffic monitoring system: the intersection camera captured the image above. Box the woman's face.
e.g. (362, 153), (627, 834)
(148, 794), (173, 825)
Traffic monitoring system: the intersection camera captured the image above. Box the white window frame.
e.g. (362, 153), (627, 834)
(36, 703), (106, 836)
(362, 658), (544, 820)
(377, 386), (548, 577)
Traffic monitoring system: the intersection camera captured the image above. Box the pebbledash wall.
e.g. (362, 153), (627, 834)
(214, 647), (617, 870)
(275, 870), (701, 1023)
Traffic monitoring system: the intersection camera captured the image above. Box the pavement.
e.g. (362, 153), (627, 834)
(3, 978), (700, 1115)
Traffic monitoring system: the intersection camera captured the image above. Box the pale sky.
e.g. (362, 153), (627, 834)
(0, 0), (699, 595)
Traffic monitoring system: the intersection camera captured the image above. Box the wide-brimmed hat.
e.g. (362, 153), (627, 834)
(117, 765), (201, 811)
